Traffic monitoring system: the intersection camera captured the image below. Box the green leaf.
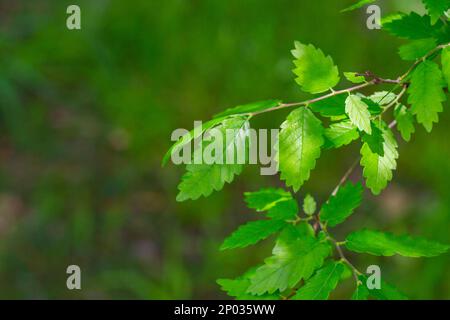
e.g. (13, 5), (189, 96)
(276, 108), (325, 192)
(303, 194), (317, 216)
(218, 268), (280, 300)
(344, 72), (366, 84)
(345, 229), (450, 257)
(214, 100), (282, 118)
(244, 188), (298, 220)
(292, 41), (340, 94)
(368, 91), (397, 106)
(340, 263), (353, 280)
(341, 0), (377, 12)
(176, 117), (250, 201)
(394, 104), (415, 142)
(267, 199), (299, 220)
(292, 262), (345, 300)
(162, 116), (227, 166)
(363, 97), (383, 115)
(247, 224), (331, 295)
(422, 0), (450, 24)
(382, 12), (439, 40)
(360, 124), (398, 195)
(320, 182), (363, 227)
(398, 38), (437, 61)
(351, 282), (370, 300)
(221, 219), (286, 250)
(244, 188), (292, 212)
(371, 282), (408, 300)
(345, 94), (372, 134)
(436, 21), (450, 43)
(407, 60), (446, 132)
(381, 12), (405, 25)
(357, 275), (408, 300)
(309, 95), (346, 117)
(324, 121), (359, 149)
(361, 122), (385, 156)
(442, 46), (450, 88)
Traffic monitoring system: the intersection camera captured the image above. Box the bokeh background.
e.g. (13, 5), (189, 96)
(0, 0), (448, 299)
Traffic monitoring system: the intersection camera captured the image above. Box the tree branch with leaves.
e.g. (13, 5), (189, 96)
(164, 0), (450, 300)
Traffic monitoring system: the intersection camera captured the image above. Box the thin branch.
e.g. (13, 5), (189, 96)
(332, 238), (361, 279)
(251, 79), (382, 116)
(381, 84), (408, 115)
(331, 158), (360, 196)
(389, 120), (397, 129)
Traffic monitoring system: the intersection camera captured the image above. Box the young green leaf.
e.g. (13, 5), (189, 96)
(442, 46), (450, 89)
(309, 95), (346, 117)
(368, 91), (397, 106)
(320, 182), (363, 227)
(351, 282), (370, 300)
(407, 60), (446, 132)
(360, 124), (398, 195)
(394, 104), (415, 142)
(267, 199), (299, 220)
(303, 194), (316, 216)
(220, 219), (286, 250)
(292, 262), (345, 300)
(292, 41), (340, 94)
(276, 108), (324, 192)
(345, 94), (372, 134)
(344, 72), (366, 84)
(244, 188), (292, 212)
(244, 188), (298, 220)
(247, 224), (331, 295)
(363, 97), (383, 115)
(218, 268), (280, 300)
(398, 38), (437, 61)
(341, 0), (377, 13)
(382, 12), (438, 40)
(381, 12), (405, 25)
(339, 263), (353, 280)
(176, 117), (250, 201)
(361, 122), (385, 156)
(345, 229), (450, 257)
(214, 100), (282, 118)
(422, 0), (450, 24)
(356, 275), (408, 300)
(324, 121), (359, 149)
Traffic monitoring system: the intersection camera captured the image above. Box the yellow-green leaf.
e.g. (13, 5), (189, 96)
(292, 41), (340, 94)
(360, 124), (398, 195)
(345, 95), (372, 134)
(276, 108), (324, 192)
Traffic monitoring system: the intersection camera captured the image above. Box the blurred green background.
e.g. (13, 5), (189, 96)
(0, 0), (448, 299)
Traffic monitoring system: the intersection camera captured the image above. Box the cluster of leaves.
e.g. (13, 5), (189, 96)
(218, 187), (448, 299)
(164, 0), (450, 299)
